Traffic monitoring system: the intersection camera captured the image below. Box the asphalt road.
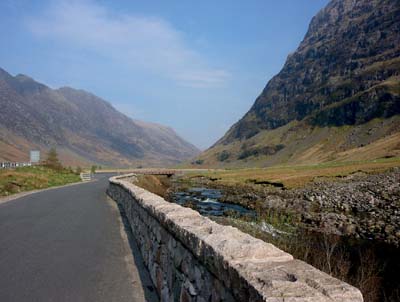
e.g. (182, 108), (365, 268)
(0, 174), (158, 302)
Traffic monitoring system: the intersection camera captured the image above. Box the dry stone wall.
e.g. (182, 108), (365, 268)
(108, 174), (363, 302)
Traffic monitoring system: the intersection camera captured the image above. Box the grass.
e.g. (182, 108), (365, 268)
(0, 166), (81, 197)
(181, 157), (400, 188)
(195, 115), (400, 169)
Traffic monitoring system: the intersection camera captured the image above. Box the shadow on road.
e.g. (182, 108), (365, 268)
(116, 203), (160, 302)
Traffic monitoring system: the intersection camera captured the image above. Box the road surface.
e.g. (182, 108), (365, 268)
(0, 174), (158, 302)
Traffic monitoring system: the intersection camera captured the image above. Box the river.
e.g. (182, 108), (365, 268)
(170, 186), (400, 302)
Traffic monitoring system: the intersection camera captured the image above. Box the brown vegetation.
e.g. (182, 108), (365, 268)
(134, 175), (171, 198)
(183, 157), (400, 188)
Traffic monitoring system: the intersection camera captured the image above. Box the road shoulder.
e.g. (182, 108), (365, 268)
(0, 180), (94, 205)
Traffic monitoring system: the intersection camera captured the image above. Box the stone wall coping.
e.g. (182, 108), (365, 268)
(110, 174), (363, 302)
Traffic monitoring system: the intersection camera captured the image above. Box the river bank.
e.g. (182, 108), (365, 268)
(133, 168), (400, 302)
(176, 168), (400, 246)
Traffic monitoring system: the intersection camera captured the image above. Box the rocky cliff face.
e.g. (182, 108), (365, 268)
(199, 0), (400, 166)
(224, 0), (400, 142)
(0, 68), (199, 166)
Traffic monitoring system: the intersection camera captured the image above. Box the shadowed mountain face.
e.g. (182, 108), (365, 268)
(198, 0), (400, 167)
(0, 69), (199, 167)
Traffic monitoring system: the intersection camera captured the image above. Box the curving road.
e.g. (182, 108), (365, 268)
(0, 174), (158, 302)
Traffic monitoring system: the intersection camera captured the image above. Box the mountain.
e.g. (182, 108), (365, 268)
(0, 68), (199, 167)
(197, 0), (400, 167)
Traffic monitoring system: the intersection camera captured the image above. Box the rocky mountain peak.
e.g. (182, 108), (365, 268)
(221, 0), (400, 143)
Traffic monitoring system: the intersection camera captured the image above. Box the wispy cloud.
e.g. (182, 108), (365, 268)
(27, 0), (230, 87)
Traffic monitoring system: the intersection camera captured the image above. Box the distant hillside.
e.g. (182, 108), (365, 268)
(0, 68), (199, 167)
(197, 0), (400, 167)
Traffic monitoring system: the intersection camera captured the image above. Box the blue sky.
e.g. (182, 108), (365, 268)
(0, 0), (329, 149)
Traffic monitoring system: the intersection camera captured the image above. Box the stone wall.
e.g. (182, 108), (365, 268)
(107, 174), (363, 302)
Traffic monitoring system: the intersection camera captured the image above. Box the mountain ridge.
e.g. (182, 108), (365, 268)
(0, 68), (199, 167)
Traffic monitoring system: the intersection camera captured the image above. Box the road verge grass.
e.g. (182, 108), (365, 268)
(0, 166), (81, 197)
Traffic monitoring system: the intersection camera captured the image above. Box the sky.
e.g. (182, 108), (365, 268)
(0, 0), (329, 149)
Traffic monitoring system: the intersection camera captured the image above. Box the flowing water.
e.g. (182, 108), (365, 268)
(171, 186), (400, 302)
(173, 187), (256, 218)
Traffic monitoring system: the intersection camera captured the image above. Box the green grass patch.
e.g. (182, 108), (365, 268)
(0, 166), (81, 197)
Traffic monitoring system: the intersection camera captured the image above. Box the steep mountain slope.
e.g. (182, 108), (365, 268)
(0, 69), (199, 167)
(198, 0), (400, 167)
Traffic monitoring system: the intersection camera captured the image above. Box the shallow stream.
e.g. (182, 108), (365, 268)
(170, 185), (400, 302)
(173, 187), (256, 218)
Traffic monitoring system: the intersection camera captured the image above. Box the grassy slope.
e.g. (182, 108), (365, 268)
(0, 166), (81, 197)
(196, 115), (400, 168)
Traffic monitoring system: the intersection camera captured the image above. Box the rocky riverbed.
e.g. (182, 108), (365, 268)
(171, 168), (400, 246)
